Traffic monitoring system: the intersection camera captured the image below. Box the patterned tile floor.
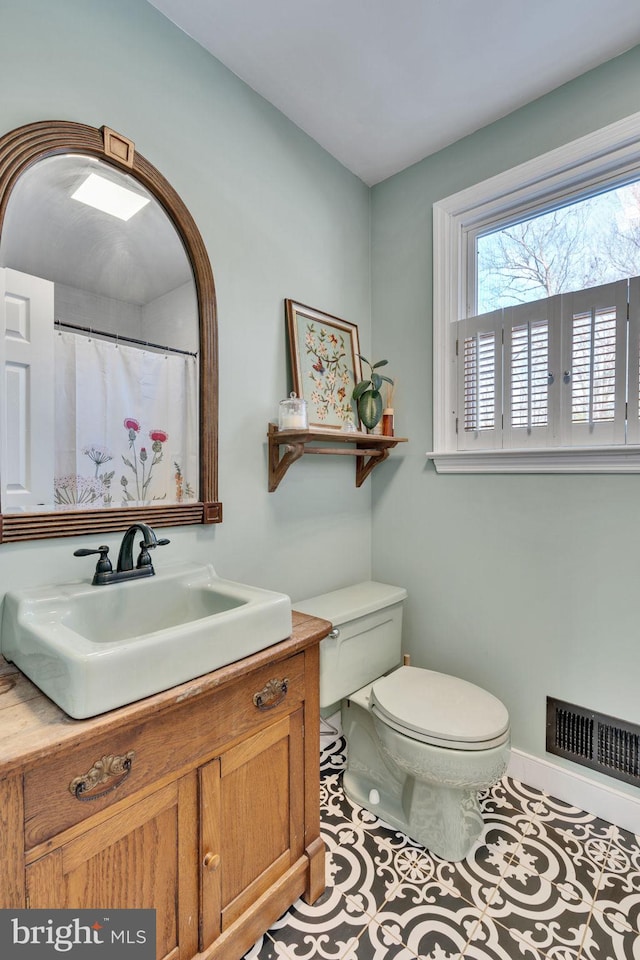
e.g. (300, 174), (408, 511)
(243, 733), (640, 960)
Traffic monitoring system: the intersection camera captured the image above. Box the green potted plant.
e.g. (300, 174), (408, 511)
(352, 355), (394, 430)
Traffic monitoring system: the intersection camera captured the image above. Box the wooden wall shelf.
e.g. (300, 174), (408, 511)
(268, 422), (407, 491)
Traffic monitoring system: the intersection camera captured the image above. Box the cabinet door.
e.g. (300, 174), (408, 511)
(199, 709), (304, 951)
(26, 778), (199, 960)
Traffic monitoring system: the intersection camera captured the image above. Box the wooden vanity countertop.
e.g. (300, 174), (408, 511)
(0, 609), (331, 777)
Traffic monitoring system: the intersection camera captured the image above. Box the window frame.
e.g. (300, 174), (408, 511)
(431, 110), (640, 473)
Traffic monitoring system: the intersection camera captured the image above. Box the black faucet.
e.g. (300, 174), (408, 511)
(74, 523), (170, 585)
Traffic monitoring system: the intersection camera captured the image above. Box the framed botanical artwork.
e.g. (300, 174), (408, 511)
(285, 300), (362, 429)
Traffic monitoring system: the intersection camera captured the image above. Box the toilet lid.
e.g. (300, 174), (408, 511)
(370, 666), (509, 750)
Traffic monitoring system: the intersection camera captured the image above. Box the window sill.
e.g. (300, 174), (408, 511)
(427, 446), (640, 474)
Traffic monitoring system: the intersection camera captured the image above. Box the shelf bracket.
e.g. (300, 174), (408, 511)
(356, 447), (389, 487)
(269, 436), (306, 492)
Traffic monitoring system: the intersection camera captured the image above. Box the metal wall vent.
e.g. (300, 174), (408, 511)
(546, 696), (640, 788)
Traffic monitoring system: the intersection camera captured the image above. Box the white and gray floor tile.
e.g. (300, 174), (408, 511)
(243, 736), (640, 960)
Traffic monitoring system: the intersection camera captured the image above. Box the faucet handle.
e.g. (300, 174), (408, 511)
(137, 536), (170, 568)
(73, 545), (113, 578)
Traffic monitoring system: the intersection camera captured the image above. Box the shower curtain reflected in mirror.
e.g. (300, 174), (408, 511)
(54, 331), (198, 508)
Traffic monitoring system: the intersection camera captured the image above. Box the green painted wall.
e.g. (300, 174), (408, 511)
(2, 0), (639, 801)
(371, 45), (640, 797)
(0, 0), (372, 601)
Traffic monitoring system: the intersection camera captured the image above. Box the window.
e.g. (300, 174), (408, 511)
(431, 111), (640, 472)
(475, 182), (640, 315)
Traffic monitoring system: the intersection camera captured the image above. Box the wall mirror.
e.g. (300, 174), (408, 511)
(0, 121), (221, 542)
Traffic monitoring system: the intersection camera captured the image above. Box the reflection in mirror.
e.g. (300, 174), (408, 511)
(0, 121), (220, 542)
(1, 154), (199, 512)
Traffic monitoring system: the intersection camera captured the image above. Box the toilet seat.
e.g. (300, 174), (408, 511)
(370, 666), (510, 751)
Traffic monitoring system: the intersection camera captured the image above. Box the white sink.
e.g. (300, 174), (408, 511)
(1, 562), (292, 718)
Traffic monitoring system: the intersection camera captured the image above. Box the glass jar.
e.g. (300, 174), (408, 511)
(279, 392), (308, 430)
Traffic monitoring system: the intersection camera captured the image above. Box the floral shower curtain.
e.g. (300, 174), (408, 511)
(54, 331), (198, 507)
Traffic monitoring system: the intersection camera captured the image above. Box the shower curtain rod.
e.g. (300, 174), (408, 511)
(54, 319), (198, 358)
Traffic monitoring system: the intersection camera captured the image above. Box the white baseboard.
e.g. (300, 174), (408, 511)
(508, 748), (640, 836)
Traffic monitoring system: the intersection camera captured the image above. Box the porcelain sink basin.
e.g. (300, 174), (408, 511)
(1, 562), (292, 719)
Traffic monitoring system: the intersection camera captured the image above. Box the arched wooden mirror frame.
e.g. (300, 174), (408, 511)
(0, 120), (221, 542)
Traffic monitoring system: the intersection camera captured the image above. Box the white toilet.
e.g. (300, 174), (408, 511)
(296, 581), (510, 861)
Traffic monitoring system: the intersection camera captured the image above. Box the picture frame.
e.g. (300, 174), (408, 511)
(285, 300), (362, 429)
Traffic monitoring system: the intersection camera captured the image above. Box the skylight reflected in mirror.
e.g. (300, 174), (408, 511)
(72, 172), (150, 221)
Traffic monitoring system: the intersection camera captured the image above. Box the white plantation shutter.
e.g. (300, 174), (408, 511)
(456, 279), (633, 452)
(457, 310), (502, 449)
(503, 297), (560, 448)
(560, 281), (627, 446)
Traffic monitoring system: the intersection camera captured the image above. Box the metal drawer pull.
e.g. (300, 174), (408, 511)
(203, 851), (221, 872)
(69, 751), (135, 801)
(253, 677), (289, 710)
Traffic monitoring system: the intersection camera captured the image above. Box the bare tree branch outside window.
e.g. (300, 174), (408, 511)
(477, 184), (640, 314)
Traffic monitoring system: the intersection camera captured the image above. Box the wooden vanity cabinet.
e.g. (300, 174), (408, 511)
(0, 612), (329, 960)
(26, 779), (191, 960)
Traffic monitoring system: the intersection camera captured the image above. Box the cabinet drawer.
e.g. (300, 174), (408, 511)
(24, 652), (305, 849)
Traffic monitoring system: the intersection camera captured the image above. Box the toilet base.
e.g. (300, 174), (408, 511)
(341, 688), (509, 862)
(342, 767), (485, 862)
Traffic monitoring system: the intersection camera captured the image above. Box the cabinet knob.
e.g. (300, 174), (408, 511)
(203, 851), (221, 872)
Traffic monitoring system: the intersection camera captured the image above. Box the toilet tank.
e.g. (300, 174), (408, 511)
(295, 581), (407, 709)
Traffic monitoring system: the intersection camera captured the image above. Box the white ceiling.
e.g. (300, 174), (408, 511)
(146, 0), (640, 186)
